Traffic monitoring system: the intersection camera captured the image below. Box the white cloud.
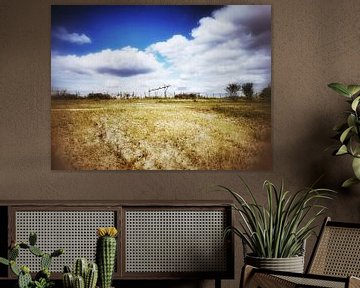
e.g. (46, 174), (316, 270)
(148, 5), (271, 93)
(51, 47), (168, 94)
(53, 27), (92, 44)
(52, 5), (271, 95)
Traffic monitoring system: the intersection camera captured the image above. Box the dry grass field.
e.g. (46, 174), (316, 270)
(51, 99), (271, 170)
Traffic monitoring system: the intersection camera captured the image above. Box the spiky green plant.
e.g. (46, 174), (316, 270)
(328, 83), (360, 187)
(222, 179), (335, 258)
(0, 232), (63, 288)
(96, 227), (118, 288)
(63, 260), (98, 288)
(73, 275), (85, 288)
(74, 258), (88, 280)
(85, 262), (98, 288)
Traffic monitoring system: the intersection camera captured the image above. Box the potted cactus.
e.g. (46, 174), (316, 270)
(96, 227), (118, 288)
(0, 232), (64, 288)
(62, 258), (98, 288)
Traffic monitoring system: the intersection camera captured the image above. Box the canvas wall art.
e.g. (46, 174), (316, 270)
(51, 5), (272, 170)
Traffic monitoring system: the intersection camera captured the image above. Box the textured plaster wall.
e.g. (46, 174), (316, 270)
(0, 0), (359, 287)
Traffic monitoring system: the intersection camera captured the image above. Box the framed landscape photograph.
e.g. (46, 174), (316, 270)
(51, 5), (272, 170)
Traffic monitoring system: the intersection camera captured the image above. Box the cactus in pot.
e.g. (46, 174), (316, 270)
(63, 266), (74, 288)
(0, 232), (63, 288)
(85, 262), (98, 288)
(74, 258), (88, 280)
(73, 275), (85, 288)
(96, 227), (118, 288)
(62, 259), (98, 288)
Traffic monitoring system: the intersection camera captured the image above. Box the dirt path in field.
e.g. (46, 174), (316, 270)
(51, 100), (271, 170)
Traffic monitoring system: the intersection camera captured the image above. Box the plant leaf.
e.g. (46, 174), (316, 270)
(340, 126), (353, 143)
(352, 157), (360, 179)
(342, 177), (360, 188)
(336, 145), (348, 155)
(0, 257), (9, 266)
(347, 85), (360, 97)
(351, 96), (360, 111)
(347, 114), (356, 128)
(328, 83), (350, 97)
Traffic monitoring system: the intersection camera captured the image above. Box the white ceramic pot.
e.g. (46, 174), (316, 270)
(245, 254), (305, 273)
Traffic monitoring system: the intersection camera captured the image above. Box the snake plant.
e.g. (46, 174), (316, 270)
(222, 178), (335, 258)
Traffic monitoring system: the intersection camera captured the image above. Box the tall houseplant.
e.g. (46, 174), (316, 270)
(328, 83), (360, 187)
(222, 179), (334, 272)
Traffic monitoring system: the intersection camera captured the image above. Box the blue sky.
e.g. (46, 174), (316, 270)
(52, 6), (222, 55)
(51, 5), (271, 95)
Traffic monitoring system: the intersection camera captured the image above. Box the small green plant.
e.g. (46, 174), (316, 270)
(62, 258), (98, 288)
(0, 232), (63, 288)
(328, 83), (360, 187)
(221, 178), (335, 258)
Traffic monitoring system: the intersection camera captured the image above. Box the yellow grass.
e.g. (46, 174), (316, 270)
(51, 99), (271, 170)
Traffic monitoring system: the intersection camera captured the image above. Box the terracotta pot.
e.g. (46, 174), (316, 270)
(245, 254), (304, 273)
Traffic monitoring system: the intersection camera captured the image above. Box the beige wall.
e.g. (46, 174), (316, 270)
(1, 0), (360, 287)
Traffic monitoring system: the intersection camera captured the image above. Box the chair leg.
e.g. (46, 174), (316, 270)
(349, 276), (360, 288)
(240, 265), (255, 288)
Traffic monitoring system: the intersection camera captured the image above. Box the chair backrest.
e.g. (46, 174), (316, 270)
(307, 217), (360, 277)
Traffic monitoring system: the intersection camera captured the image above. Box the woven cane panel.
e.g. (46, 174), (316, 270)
(277, 275), (345, 288)
(310, 226), (360, 277)
(15, 211), (115, 272)
(125, 210), (227, 273)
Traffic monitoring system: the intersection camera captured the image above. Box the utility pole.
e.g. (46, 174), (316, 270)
(148, 85), (171, 98)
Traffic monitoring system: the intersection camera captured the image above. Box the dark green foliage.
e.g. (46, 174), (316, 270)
(9, 247), (19, 260)
(259, 85), (271, 101)
(63, 265), (72, 274)
(19, 270), (32, 288)
(29, 246), (44, 257)
(87, 93), (113, 100)
(35, 268), (50, 281)
(96, 236), (116, 288)
(51, 90), (81, 100)
(174, 93), (199, 99)
(19, 243), (30, 249)
(29, 233), (37, 246)
(225, 83), (241, 97)
(50, 248), (63, 258)
(241, 82), (254, 99)
(222, 178), (335, 258)
(40, 254), (52, 270)
(329, 83), (360, 187)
